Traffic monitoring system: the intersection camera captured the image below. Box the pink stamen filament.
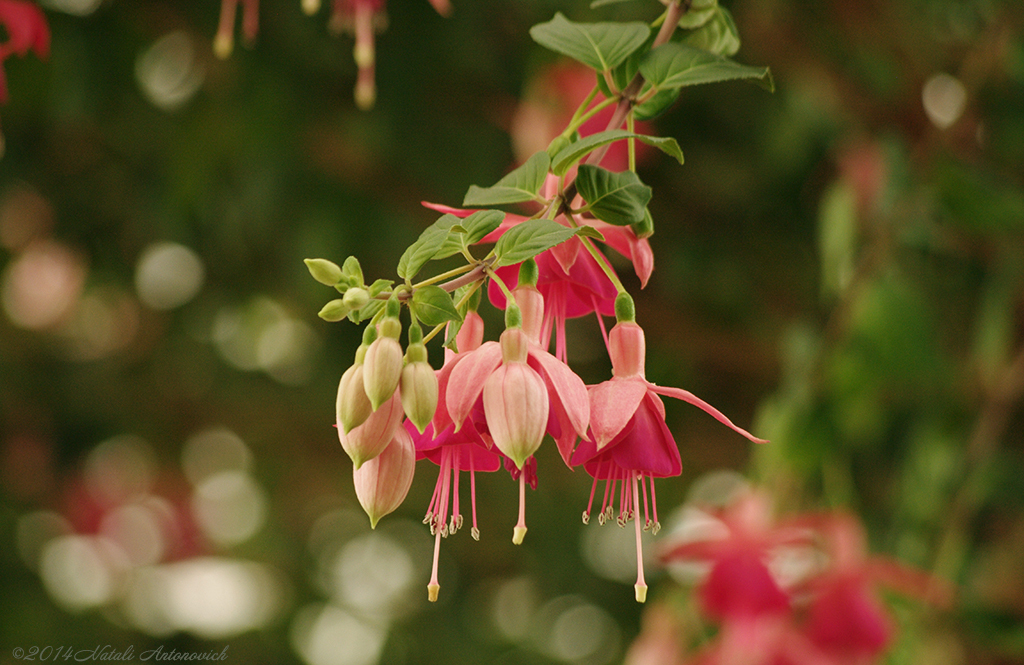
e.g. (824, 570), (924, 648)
(592, 296), (610, 352)
(470, 467), (480, 540)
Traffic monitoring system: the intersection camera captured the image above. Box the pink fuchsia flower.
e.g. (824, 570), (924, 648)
(573, 321), (766, 602)
(411, 311), (503, 601)
(353, 423), (415, 528)
(801, 513), (951, 663)
(0, 0), (49, 105)
(214, 0), (259, 59)
(444, 311), (589, 544)
(337, 388), (404, 468)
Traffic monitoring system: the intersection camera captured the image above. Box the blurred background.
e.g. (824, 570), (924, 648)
(1, 0), (1023, 663)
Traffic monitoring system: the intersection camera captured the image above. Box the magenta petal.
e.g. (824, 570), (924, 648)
(700, 551), (790, 621)
(807, 575), (890, 657)
(445, 342), (502, 428)
(647, 382), (768, 444)
(588, 377), (647, 449)
(605, 393), (681, 477)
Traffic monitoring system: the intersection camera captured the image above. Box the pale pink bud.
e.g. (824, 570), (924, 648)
(353, 426), (415, 528)
(339, 391), (404, 469)
(336, 363), (373, 433)
(484, 330), (549, 469)
(400, 360), (438, 434)
(363, 335), (403, 411)
(609, 321), (646, 378)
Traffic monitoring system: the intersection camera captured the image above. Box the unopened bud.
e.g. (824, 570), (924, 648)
(353, 426), (415, 528)
(483, 342), (549, 469)
(319, 299), (352, 322)
(343, 287), (370, 310)
(337, 363), (373, 433)
(518, 258), (539, 287)
(401, 355), (438, 434)
(513, 285), (544, 346)
(305, 258), (344, 286)
(546, 135), (571, 160)
(363, 335), (403, 410)
(339, 391), (404, 468)
(609, 321), (646, 378)
(630, 209), (654, 239)
(614, 292), (635, 323)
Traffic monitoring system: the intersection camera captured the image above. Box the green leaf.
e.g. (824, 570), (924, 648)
(639, 43), (774, 92)
(463, 151), (551, 207)
(530, 13), (651, 72)
(633, 88), (682, 120)
(494, 219), (580, 267)
(678, 0), (718, 29)
(460, 210), (505, 246)
(550, 129), (683, 175)
(349, 298), (384, 323)
(575, 165), (652, 226)
(684, 6), (741, 57)
(397, 214), (460, 280)
(410, 285), (462, 327)
(575, 225), (606, 241)
(367, 279), (394, 298)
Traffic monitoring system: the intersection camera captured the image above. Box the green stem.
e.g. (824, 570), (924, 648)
(565, 211), (626, 294)
(562, 96), (618, 138)
(412, 262), (476, 289)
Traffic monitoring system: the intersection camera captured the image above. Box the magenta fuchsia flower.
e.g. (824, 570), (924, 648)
(0, 0), (49, 106)
(572, 321), (766, 602)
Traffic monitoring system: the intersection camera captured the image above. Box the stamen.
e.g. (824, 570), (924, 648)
(592, 295), (611, 352)
(512, 471), (528, 544)
(451, 449), (461, 534)
(632, 473), (647, 603)
(427, 528), (442, 602)
(640, 474), (651, 529)
(470, 467), (480, 540)
(584, 472), (601, 523)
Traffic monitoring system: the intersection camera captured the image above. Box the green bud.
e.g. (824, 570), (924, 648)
(319, 299), (352, 322)
(401, 359), (438, 433)
(518, 258), (539, 287)
(337, 364), (373, 433)
(343, 287), (370, 310)
(407, 323), (424, 346)
(362, 324), (378, 346)
(305, 258), (343, 286)
(379, 316), (402, 340)
(385, 297), (401, 320)
(363, 336), (403, 410)
(342, 256), (364, 286)
(614, 292), (636, 324)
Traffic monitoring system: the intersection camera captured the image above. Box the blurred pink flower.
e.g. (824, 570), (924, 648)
(0, 0), (49, 105)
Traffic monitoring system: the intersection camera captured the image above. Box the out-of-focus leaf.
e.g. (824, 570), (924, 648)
(530, 13), (651, 72)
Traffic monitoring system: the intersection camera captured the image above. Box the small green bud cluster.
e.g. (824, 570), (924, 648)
(306, 256), (393, 324)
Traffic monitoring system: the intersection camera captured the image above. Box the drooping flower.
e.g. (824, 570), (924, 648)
(444, 299), (589, 544)
(0, 0), (50, 105)
(573, 320), (766, 602)
(214, 0), (259, 59)
(337, 388), (404, 468)
(411, 310), (504, 601)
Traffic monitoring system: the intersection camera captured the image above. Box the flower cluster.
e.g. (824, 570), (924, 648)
(0, 0), (49, 141)
(643, 489), (951, 664)
(214, 0), (450, 109)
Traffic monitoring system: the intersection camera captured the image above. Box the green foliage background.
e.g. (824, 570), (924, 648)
(2, 0), (1023, 663)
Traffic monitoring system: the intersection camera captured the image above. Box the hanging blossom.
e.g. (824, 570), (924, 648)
(571, 304), (767, 603)
(0, 0), (49, 116)
(443, 272), (590, 546)
(659, 489), (950, 664)
(409, 310), (504, 601)
(214, 0), (259, 59)
(425, 197), (654, 362)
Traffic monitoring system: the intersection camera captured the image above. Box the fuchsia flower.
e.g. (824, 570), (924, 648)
(0, 0), (49, 105)
(410, 310), (503, 601)
(573, 321), (766, 602)
(444, 290), (589, 545)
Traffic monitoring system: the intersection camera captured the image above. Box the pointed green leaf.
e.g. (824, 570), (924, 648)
(633, 88), (682, 120)
(410, 285), (462, 327)
(576, 165), (652, 226)
(397, 214), (460, 280)
(530, 13), (651, 72)
(460, 210), (506, 245)
(684, 6), (741, 57)
(575, 225), (606, 241)
(550, 129), (683, 175)
(640, 43), (773, 92)
(678, 0), (718, 29)
(349, 298), (384, 324)
(494, 219), (579, 267)
(463, 151), (551, 207)
(367, 279), (394, 298)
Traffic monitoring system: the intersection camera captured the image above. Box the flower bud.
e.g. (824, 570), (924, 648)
(353, 426), (415, 528)
(305, 258), (343, 286)
(456, 310), (485, 353)
(343, 287), (370, 310)
(339, 391), (405, 468)
(401, 358), (438, 434)
(337, 363), (373, 433)
(363, 328), (403, 410)
(319, 299), (353, 322)
(609, 321), (646, 378)
(483, 346), (549, 469)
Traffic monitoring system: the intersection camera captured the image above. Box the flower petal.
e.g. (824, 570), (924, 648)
(647, 382), (768, 444)
(445, 341), (501, 429)
(587, 377), (647, 450)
